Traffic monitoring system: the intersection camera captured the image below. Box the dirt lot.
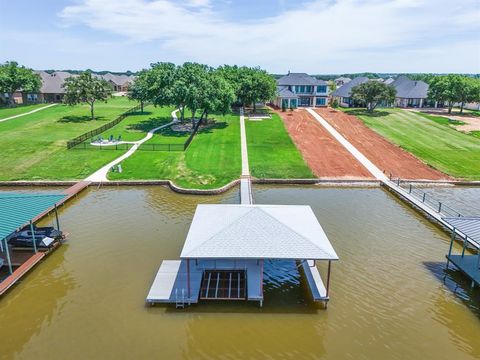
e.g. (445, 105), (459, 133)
(314, 108), (450, 180)
(409, 109), (480, 132)
(276, 109), (373, 179)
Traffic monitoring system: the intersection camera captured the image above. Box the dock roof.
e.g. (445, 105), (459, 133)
(0, 193), (66, 240)
(443, 217), (480, 248)
(180, 204), (338, 260)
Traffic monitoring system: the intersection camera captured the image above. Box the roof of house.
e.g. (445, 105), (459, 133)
(36, 71), (77, 94)
(384, 77), (395, 85)
(277, 73), (326, 86)
(101, 73), (135, 86)
(0, 193), (66, 240)
(180, 204), (339, 260)
(335, 77), (352, 83)
(390, 75), (429, 99)
(277, 86), (298, 98)
(332, 76), (369, 97)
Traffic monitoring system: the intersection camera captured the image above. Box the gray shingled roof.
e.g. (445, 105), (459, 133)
(101, 73), (135, 86)
(36, 71), (77, 94)
(390, 75), (429, 99)
(277, 73), (326, 86)
(332, 76), (369, 97)
(277, 86), (298, 98)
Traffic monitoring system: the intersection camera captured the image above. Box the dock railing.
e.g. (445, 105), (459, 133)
(388, 176), (463, 218)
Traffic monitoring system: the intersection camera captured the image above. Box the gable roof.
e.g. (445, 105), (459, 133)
(180, 204), (338, 260)
(277, 73), (326, 86)
(390, 75), (429, 99)
(335, 77), (351, 83)
(332, 76), (369, 97)
(101, 73), (135, 86)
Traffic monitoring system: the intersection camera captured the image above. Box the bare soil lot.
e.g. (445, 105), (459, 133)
(276, 109), (373, 179)
(314, 108), (450, 180)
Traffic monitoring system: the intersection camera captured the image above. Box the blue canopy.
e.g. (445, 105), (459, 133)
(0, 193), (66, 240)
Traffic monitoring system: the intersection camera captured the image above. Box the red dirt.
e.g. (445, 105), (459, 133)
(314, 108), (450, 180)
(276, 109), (373, 179)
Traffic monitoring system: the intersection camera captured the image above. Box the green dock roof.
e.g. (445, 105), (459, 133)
(0, 193), (66, 240)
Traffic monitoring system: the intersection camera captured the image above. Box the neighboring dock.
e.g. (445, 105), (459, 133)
(0, 181), (90, 296)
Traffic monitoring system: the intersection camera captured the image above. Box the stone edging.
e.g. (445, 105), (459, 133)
(1, 178), (479, 195)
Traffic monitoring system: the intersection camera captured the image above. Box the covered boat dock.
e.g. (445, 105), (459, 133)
(147, 204), (338, 308)
(0, 193), (67, 295)
(444, 217), (480, 288)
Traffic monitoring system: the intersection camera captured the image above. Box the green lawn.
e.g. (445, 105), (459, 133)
(96, 105), (175, 142)
(0, 97), (136, 180)
(0, 103), (51, 120)
(109, 112), (242, 188)
(344, 108), (480, 180)
(245, 113), (314, 179)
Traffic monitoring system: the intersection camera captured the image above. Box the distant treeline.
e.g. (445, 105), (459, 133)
(43, 69), (137, 76)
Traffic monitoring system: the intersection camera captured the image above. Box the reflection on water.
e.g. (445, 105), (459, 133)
(0, 185), (478, 360)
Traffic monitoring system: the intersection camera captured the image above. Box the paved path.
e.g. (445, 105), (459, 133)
(239, 108), (250, 177)
(306, 108), (388, 181)
(0, 104), (57, 123)
(85, 109), (179, 182)
(239, 108), (253, 205)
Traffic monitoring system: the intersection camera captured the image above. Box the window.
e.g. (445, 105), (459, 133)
(316, 97), (326, 106)
(343, 97), (350, 104)
(300, 86), (305, 93)
(295, 86), (300, 93)
(317, 85), (327, 93)
(306, 86), (312, 93)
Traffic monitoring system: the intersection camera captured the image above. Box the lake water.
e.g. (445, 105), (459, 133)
(0, 185), (479, 359)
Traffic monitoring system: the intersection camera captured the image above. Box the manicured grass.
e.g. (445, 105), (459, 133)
(0, 97), (136, 180)
(109, 112), (242, 188)
(96, 105), (175, 142)
(344, 108), (480, 180)
(414, 112), (465, 126)
(245, 113), (314, 179)
(0, 103), (51, 119)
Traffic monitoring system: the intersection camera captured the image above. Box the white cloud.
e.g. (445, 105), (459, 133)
(52, 0), (479, 72)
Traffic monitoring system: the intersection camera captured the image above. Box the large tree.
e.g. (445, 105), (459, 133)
(127, 70), (149, 113)
(351, 81), (396, 111)
(63, 71), (113, 120)
(236, 67), (277, 112)
(0, 61), (41, 106)
(427, 74), (480, 114)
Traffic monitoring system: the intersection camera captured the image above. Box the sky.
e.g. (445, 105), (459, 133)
(0, 0), (479, 74)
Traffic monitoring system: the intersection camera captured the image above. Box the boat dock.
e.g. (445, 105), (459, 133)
(0, 181), (90, 297)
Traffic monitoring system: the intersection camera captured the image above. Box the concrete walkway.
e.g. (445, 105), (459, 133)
(85, 109), (179, 182)
(239, 108), (253, 205)
(306, 108), (388, 181)
(0, 103), (57, 123)
(239, 108), (250, 177)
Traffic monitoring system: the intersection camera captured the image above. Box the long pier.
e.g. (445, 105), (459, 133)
(306, 108), (479, 250)
(239, 108), (253, 205)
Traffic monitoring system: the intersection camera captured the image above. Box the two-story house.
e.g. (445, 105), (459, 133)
(274, 72), (329, 109)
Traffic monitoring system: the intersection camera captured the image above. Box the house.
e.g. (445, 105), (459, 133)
(34, 71), (77, 103)
(334, 77), (351, 87)
(331, 77), (369, 107)
(100, 73), (135, 92)
(390, 75), (429, 108)
(274, 72), (329, 109)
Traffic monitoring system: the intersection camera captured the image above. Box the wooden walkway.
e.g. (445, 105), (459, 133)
(0, 252), (45, 296)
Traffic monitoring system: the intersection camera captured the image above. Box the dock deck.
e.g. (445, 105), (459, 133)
(447, 255), (480, 286)
(146, 259), (263, 305)
(0, 252), (45, 296)
(301, 261), (328, 301)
